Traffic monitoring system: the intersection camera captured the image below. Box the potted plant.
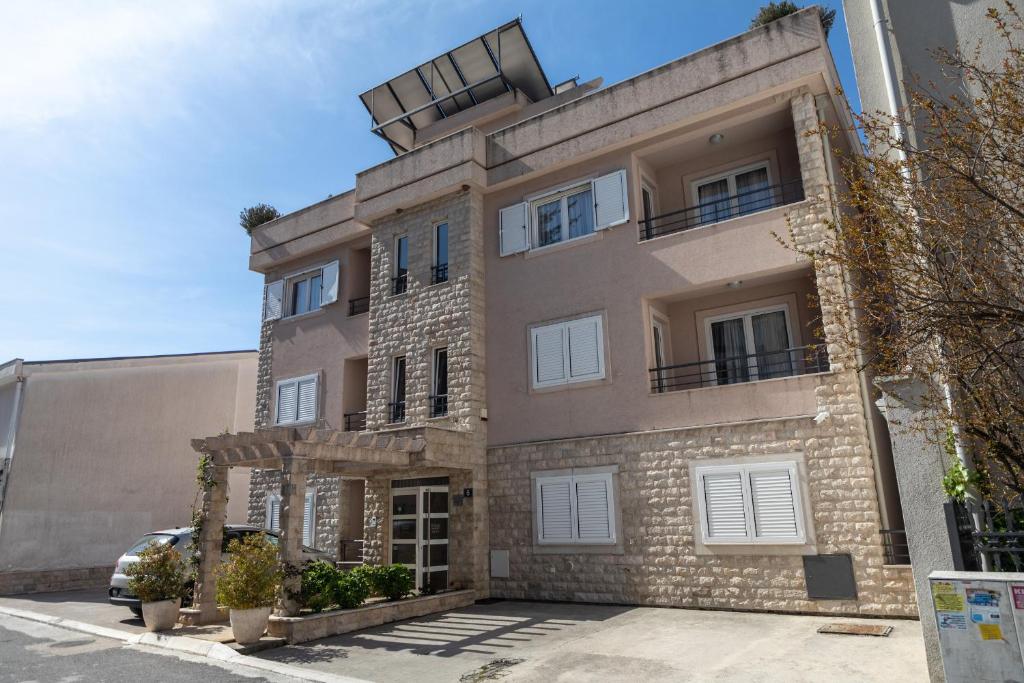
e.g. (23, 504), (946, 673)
(125, 541), (185, 632)
(216, 534), (281, 645)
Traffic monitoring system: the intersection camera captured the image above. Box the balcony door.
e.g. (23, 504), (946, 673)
(705, 305), (793, 385)
(390, 483), (449, 592)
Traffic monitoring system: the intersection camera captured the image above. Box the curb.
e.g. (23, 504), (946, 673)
(0, 605), (368, 683)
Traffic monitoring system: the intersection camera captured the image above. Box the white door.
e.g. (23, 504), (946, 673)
(390, 485), (449, 592)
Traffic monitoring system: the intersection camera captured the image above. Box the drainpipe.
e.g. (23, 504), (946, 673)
(0, 368), (26, 532)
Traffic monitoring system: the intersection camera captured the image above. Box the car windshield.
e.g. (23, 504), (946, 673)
(125, 534), (177, 556)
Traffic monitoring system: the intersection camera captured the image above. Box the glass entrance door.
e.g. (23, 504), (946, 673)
(390, 485), (449, 592)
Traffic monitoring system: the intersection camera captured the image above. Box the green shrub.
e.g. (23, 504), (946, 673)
(300, 561), (340, 613)
(335, 571), (371, 609)
(368, 564), (415, 601)
(126, 541), (185, 603)
(216, 534), (281, 609)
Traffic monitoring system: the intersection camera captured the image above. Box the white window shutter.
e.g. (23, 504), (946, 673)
(276, 381), (298, 424)
(749, 467), (800, 540)
(575, 475), (613, 542)
(266, 496), (281, 532)
(592, 170), (629, 230)
(567, 316), (605, 381)
(296, 376), (317, 423)
(538, 478), (573, 542)
(263, 280), (284, 321)
(320, 261), (339, 305)
(499, 202), (530, 256)
(533, 324), (567, 387)
(303, 490), (316, 547)
(701, 470), (749, 541)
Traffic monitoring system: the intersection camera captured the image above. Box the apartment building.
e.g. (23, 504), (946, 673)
(190, 9), (917, 621)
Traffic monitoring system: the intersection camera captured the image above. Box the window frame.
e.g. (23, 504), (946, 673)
(284, 268), (323, 318)
(690, 161), (773, 221)
(389, 355), (407, 423)
(529, 181), (595, 250)
(651, 314), (671, 393)
(265, 494), (281, 532)
(393, 234), (409, 295)
(432, 221), (449, 284)
(430, 346), (448, 418)
(694, 460), (806, 545)
(529, 313), (607, 390)
(640, 179), (658, 222)
(274, 373), (319, 426)
(702, 304), (794, 385)
(533, 470), (617, 546)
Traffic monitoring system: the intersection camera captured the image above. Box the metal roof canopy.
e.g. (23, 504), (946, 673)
(360, 18), (554, 155)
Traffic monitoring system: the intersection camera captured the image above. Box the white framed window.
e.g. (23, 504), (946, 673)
(703, 304), (794, 385)
(432, 222), (449, 284)
(651, 315), (670, 393)
(389, 356), (406, 423)
(265, 261), (339, 321)
(692, 162), (773, 225)
(265, 489), (317, 548)
(534, 470), (616, 545)
(275, 373), (318, 425)
(499, 169), (629, 256)
(430, 347), (448, 417)
(530, 314), (606, 389)
(640, 180), (658, 223)
(393, 235), (409, 295)
(695, 460), (805, 544)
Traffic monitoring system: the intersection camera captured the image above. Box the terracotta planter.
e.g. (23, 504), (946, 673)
(230, 606), (272, 645)
(141, 598), (181, 632)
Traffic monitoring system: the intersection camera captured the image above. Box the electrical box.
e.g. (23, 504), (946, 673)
(930, 570), (1024, 682)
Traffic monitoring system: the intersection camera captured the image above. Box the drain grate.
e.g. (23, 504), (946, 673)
(817, 623), (893, 637)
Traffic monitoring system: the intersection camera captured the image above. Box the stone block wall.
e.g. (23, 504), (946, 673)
(364, 189), (487, 433)
(487, 375), (917, 617)
(247, 469), (344, 556)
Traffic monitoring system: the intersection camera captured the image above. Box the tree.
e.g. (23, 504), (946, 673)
(750, 2), (836, 36)
(239, 203), (281, 235)
(794, 4), (1024, 496)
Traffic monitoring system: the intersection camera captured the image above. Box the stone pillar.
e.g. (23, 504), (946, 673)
(362, 477), (389, 566)
(876, 375), (953, 683)
(191, 464), (229, 625)
(276, 457), (308, 617)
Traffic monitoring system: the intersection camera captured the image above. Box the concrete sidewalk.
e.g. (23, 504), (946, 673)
(256, 600), (929, 682)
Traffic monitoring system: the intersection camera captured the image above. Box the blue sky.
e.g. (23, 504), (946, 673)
(0, 1), (857, 362)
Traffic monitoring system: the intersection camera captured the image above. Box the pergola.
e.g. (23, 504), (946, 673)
(185, 425), (485, 624)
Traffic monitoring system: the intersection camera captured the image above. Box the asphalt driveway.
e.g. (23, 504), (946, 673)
(255, 600), (928, 682)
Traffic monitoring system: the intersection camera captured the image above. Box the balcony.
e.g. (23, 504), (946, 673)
(650, 345), (827, 393)
(348, 296), (370, 316)
(428, 394), (448, 418)
(639, 179), (804, 241)
(388, 401), (406, 424)
(343, 411), (367, 432)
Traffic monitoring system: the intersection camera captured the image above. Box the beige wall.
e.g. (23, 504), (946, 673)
(0, 352), (256, 573)
(482, 133), (820, 445)
(263, 241), (370, 430)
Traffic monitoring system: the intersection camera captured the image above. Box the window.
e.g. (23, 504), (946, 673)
(651, 317), (669, 393)
(393, 235), (409, 295)
(430, 347), (448, 417)
(531, 314), (606, 389)
(640, 181), (658, 236)
(265, 490), (317, 547)
(499, 170), (629, 256)
(275, 374), (318, 425)
(704, 305), (793, 385)
(389, 356), (406, 423)
(432, 222), (448, 284)
(534, 470), (616, 545)
(695, 461), (805, 544)
(263, 261), (339, 321)
(693, 163), (773, 225)
(533, 184), (595, 248)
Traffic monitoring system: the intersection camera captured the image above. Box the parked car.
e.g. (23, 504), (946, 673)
(109, 524), (332, 617)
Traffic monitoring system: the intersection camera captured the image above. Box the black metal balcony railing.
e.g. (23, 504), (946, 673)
(639, 179), (805, 241)
(348, 296), (370, 316)
(429, 394), (448, 418)
(343, 411), (367, 432)
(649, 344), (828, 393)
(392, 273), (408, 296)
(388, 401), (406, 423)
(880, 529), (911, 565)
(431, 263), (449, 285)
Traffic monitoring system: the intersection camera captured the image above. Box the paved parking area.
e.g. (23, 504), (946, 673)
(0, 588), (148, 634)
(256, 600), (928, 682)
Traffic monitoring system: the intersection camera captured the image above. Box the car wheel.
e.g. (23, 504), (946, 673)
(129, 606), (143, 619)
